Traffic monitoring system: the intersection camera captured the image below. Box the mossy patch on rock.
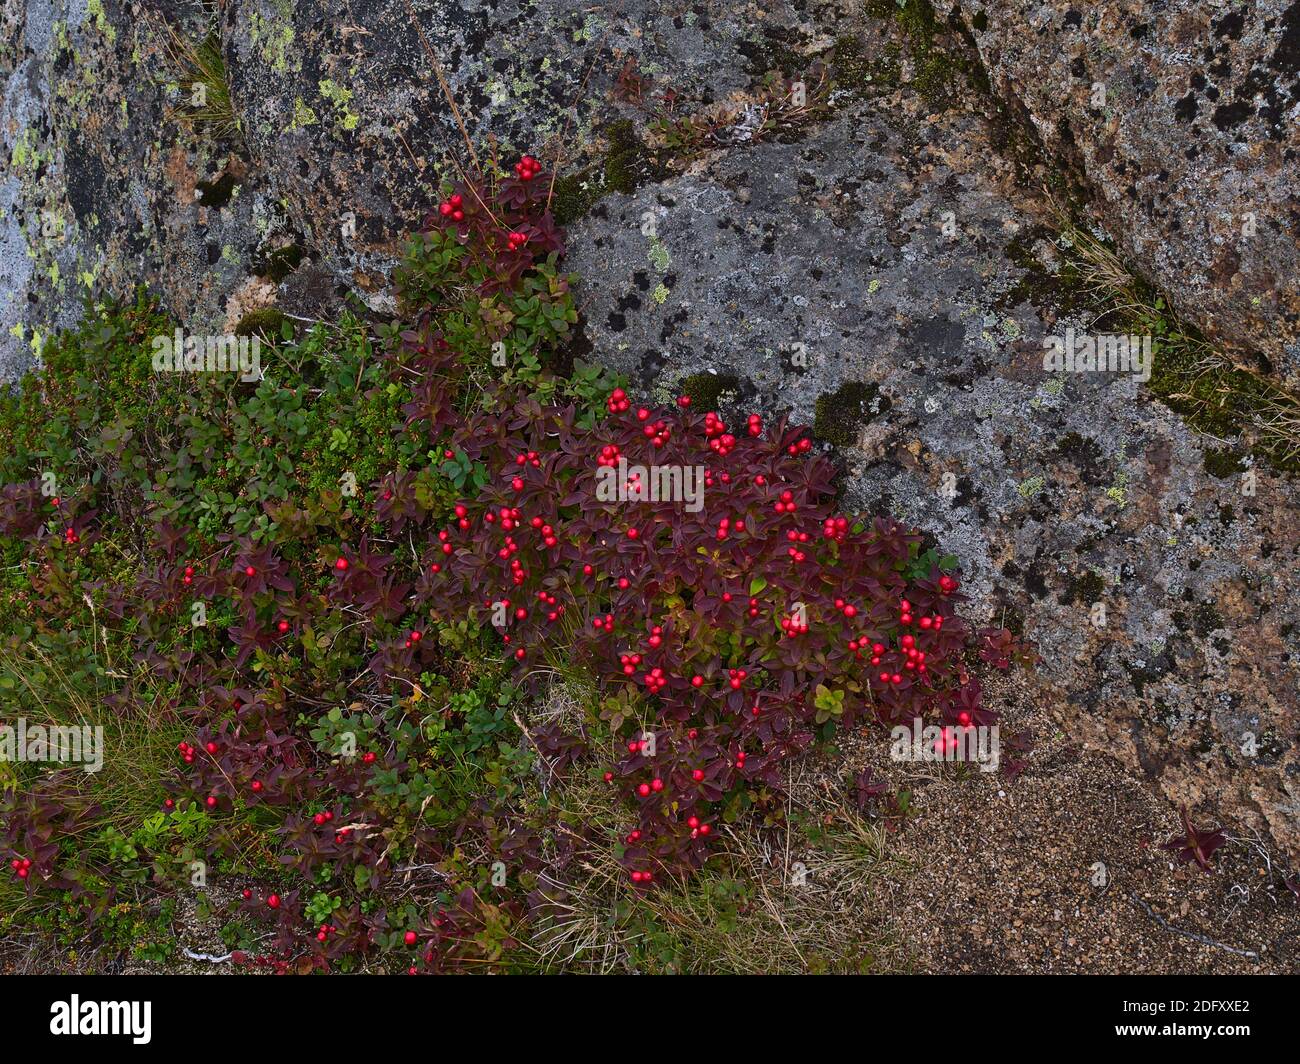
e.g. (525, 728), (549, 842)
(553, 120), (664, 226)
(813, 380), (890, 447)
(1064, 569), (1106, 607)
(677, 371), (740, 411)
(254, 243), (304, 283)
(1202, 447), (1245, 479)
(234, 307), (288, 339)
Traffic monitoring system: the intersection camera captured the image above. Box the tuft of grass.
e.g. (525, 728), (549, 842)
(1054, 217), (1300, 474)
(162, 28), (239, 140)
(524, 759), (906, 974)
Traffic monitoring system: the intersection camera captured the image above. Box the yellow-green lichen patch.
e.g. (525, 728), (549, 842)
(86, 0), (117, 45)
(285, 97), (318, 132)
(1017, 475), (1045, 499)
(250, 6), (298, 75)
(648, 239), (671, 273)
(319, 79), (359, 132)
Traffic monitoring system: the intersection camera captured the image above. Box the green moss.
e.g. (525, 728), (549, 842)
(859, 0), (983, 110)
(234, 308), (288, 339)
(1147, 336), (1300, 474)
(1065, 569), (1106, 606)
(254, 243), (304, 283)
(677, 372), (740, 411)
(604, 119), (650, 195)
(1202, 447), (1244, 479)
(552, 172), (604, 226)
(551, 120), (663, 226)
(813, 381), (890, 448)
(831, 35), (901, 94)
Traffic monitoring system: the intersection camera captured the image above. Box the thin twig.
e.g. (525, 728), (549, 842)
(1127, 892), (1260, 959)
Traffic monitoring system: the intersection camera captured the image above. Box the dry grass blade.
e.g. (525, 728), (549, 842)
(401, 0), (480, 174)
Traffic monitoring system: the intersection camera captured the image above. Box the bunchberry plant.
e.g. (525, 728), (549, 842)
(0, 155), (1005, 971)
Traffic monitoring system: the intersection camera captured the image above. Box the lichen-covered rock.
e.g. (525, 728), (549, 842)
(566, 85), (1300, 864)
(2, 0), (1297, 877)
(222, 0), (845, 311)
(952, 0), (1300, 386)
(1, 0), (290, 380)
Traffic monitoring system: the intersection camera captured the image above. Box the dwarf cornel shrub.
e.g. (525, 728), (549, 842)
(0, 157), (1001, 972)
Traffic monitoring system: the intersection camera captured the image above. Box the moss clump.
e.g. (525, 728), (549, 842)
(254, 243), (304, 282)
(813, 381), (890, 448)
(1147, 339), (1300, 475)
(1064, 569), (1106, 606)
(552, 172), (606, 226)
(1202, 447), (1244, 479)
(677, 372), (740, 411)
(861, 0), (983, 110)
(831, 35), (901, 95)
(551, 120), (665, 226)
(604, 119), (652, 195)
(234, 308), (288, 339)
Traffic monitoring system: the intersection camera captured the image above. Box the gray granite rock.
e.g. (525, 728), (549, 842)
(567, 89), (1300, 863)
(953, 0), (1300, 386)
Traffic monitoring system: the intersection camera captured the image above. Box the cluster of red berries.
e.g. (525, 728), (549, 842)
(642, 418), (671, 447)
(513, 155), (541, 181)
(703, 412), (736, 456)
(642, 666), (668, 694)
(437, 192), (465, 221)
(182, 564), (195, 585)
(780, 610), (809, 637)
(10, 857), (32, 879)
(176, 739), (214, 765)
(64, 526), (79, 544)
(822, 515), (849, 542)
(715, 515), (745, 541)
(596, 443), (622, 468)
(786, 436), (812, 456)
(607, 387), (631, 414)
(773, 489), (798, 515)
(505, 230), (529, 251)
